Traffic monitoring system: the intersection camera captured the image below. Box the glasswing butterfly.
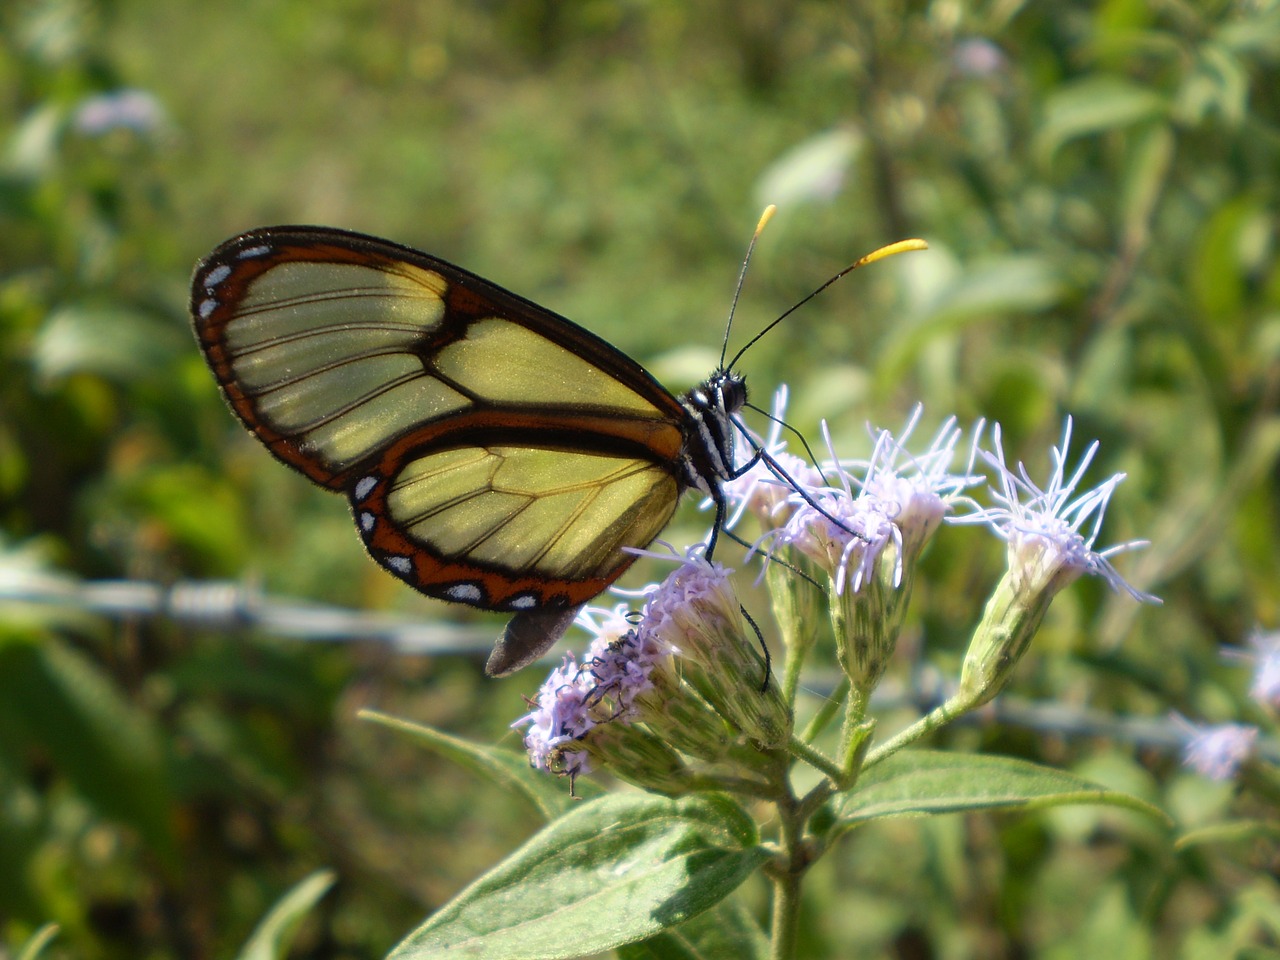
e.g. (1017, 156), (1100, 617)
(190, 220), (920, 675)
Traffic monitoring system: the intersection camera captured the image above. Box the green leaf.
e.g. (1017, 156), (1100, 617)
(0, 636), (177, 862)
(15, 924), (60, 960)
(837, 750), (1171, 829)
(1175, 818), (1280, 851)
(236, 869), (336, 960)
(387, 793), (769, 959)
(1041, 882), (1152, 960)
(754, 126), (862, 207)
(1118, 122), (1174, 243)
(1175, 40), (1248, 126)
(1034, 75), (1168, 163)
(358, 708), (601, 821)
(32, 303), (184, 385)
(877, 253), (1065, 387)
(617, 897), (768, 960)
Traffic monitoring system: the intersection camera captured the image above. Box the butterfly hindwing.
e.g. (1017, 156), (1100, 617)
(349, 420), (682, 609)
(191, 226), (708, 673)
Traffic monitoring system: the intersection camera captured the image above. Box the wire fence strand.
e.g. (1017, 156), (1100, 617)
(3, 571), (1276, 763)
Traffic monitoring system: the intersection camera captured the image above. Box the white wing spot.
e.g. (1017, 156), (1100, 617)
(508, 594), (539, 610)
(237, 244), (272, 259)
(353, 475), (378, 501)
(198, 297), (217, 319)
(386, 555), (412, 576)
(203, 264), (232, 288)
(447, 583), (484, 603)
(358, 511), (376, 533)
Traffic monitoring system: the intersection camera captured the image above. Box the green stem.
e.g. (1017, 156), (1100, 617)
(798, 675), (849, 743)
(768, 791), (808, 960)
(862, 690), (978, 769)
(788, 735), (842, 783)
(769, 865), (803, 960)
(838, 684), (871, 773)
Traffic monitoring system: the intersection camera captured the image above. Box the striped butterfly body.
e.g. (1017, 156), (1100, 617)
(191, 226), (746, 676)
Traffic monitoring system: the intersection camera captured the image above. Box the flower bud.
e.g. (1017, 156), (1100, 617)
(642, 558), (791, 748)
(957, 566), (1054, 707)
(952, 418), (1159, 706)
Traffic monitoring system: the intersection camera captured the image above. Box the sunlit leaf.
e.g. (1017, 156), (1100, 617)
(754, 127), (862, 207)
(388, 793), (768, 959)
(617, 897), (768, 960)
(876, 254), (1065, 387)
(236, 869), (336, 960)
(359, 708), (601, 821)
(1034, 76), (1167, 162)
(32, 303), (184, 385)
(15, 924), (60, 960)
(837, 750), (1171, 829)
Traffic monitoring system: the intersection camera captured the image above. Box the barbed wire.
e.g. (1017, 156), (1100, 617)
(0, 570), (497, 654)
(3, 570), (1276, 764)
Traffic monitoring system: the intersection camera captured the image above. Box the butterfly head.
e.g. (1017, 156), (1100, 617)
(678, 368), (748, 495)
(687, 369), (748, 419)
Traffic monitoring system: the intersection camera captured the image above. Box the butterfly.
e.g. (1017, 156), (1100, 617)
(190, 226), (754, 676)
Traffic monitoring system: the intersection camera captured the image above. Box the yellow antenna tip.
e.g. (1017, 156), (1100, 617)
(855, 237), (928, 268)
(755, 204), (777, 238)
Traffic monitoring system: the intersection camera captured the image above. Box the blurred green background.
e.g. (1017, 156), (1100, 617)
(2, 0), (1279, 957)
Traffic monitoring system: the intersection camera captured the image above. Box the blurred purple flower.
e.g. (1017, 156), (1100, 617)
(74, 89), (166, 136)
(1175, 716), (1258, 781)
(952, 38), (1007, 77)
(1246, 629), (1280, 709)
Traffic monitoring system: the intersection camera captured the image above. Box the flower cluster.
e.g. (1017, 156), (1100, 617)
(517, 396), (1164, 793)
(513, 556), (786, 794)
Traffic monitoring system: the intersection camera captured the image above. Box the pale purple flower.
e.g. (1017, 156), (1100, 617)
(851, 406), (981, 530)
(512, 658), (596, 775)
(74, 90), (166, 136)
(764, 408), (978, 595)
(718, 385), (824, 529)
(952, 38), (1007, 77)
(640, 554), (741, 646)
(513, 602), (681, 775)
(1175, 716), (1258, 781)
(581, 605), (673, 718)
(952, 417), (1159, 603)
(1249, 636), (1280, 709)
(770, 475), (895, 595)
(1240, 629), (1280, 709)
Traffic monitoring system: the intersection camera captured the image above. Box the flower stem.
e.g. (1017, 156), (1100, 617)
(862, 690), (979, 768)
(798, 675), (849, 743)
(788, 735), (842, 783)
(768, 790), (809, 960)
(769, 865), (803, 960)
(838, 685), (871, 773)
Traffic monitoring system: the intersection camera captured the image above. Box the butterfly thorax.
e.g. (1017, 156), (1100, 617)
(678, 369), (747, 495)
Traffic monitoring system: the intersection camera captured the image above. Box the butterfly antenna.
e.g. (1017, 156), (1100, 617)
(720, 205), (778, 369)
(744, 399), (834, 485)
(726, 237), (927, 370)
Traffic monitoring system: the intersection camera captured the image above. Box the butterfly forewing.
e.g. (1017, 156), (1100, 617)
(191, 226), (706, 671)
